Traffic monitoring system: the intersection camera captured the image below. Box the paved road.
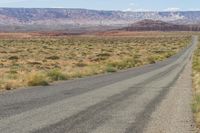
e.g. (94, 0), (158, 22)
(0, 36), (198, 133)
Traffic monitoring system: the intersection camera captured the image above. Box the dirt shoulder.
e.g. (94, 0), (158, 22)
(144, 60), (198, 133)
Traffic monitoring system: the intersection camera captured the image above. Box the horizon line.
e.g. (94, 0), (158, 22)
(0, 7), (199, 12)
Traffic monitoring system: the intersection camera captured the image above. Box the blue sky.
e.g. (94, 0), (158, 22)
(0, 0), (199, 11)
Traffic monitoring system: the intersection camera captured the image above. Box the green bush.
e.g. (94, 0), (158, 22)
(47, 69), (67, 81)
(106, 66), (117, 73)
(148, 55), (166, 64)
(193, 51), (200, 72)
(192, 95), (200, 113)
(108, 58), (136, 70)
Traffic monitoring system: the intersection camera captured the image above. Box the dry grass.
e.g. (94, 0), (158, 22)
(0, 32), (191, 90)
(192, 38), (200, 127)
(27, 72), (49, 86)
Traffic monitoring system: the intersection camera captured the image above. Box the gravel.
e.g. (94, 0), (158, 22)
(144, 60), (199, 133)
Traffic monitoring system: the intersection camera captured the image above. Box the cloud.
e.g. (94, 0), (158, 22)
(124, 8), (150, 12)
(124, 8), (132, 11)
(164, 7), (181, 11)
(125, 2), (148, 12)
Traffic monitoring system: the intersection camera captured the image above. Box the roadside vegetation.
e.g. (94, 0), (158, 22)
(0, 33), (190, 90)
(192, 38), (200, 127)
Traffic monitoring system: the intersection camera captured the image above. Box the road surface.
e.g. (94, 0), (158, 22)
(0, 36), (198, 133)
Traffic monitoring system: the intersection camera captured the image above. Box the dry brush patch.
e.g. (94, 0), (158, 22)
(0, 33), (191, 90)
(192, 38), (200, 127)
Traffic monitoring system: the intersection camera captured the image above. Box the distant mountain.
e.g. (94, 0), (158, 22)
(123, 19), (200, 31)
(0, 8), (200, 31)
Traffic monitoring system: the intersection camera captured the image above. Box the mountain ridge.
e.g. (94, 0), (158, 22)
(123, 19), (200, 31)
(0, 8), (200, 31)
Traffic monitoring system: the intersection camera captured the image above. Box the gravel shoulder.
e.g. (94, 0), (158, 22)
(144, 60), (198, 133)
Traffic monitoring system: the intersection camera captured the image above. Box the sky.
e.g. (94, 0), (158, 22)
(0, 0), (199, 11)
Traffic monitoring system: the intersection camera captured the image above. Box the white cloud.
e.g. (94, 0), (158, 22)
(164, 7), (181, 11)
(125, 2), (149, 12)
(124, 8), (132, 11)
(124, 8), (150, 12)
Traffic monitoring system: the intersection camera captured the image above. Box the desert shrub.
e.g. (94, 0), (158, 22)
(148, 54), (166, 64)
(0, 34), (190, 90)
(193, 59), (200, 72)
(96, 53), (111, 57)
(192, 95), (200, 113)
(147, 56), (157, 64)
(3, 80), (19, 90)
(165, 51), (175, 58)
(7, 73), (18, 80)
(8, 56), (19, 60)
(9, 69), (17, 74)
(108, 58), (136, 69)
(75, 62), (88, 67)
(193, 49), (200, 72)
(0, 83), (3, 90)
(47, 69), (67, 81)
(106, 66), (117, 73)
(192, 40), (200, 127)
(46, 56), (60, 60)
(90, 56), (108, 62)
(4, 83), (13, 90)
(0, 63), (3, 67)
(27, 72), (49, 86)
(70, 71), (84, 78)
(28, 61), (42, 65)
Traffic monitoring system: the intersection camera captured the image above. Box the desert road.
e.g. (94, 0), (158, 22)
(0, 36), (198, 133)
